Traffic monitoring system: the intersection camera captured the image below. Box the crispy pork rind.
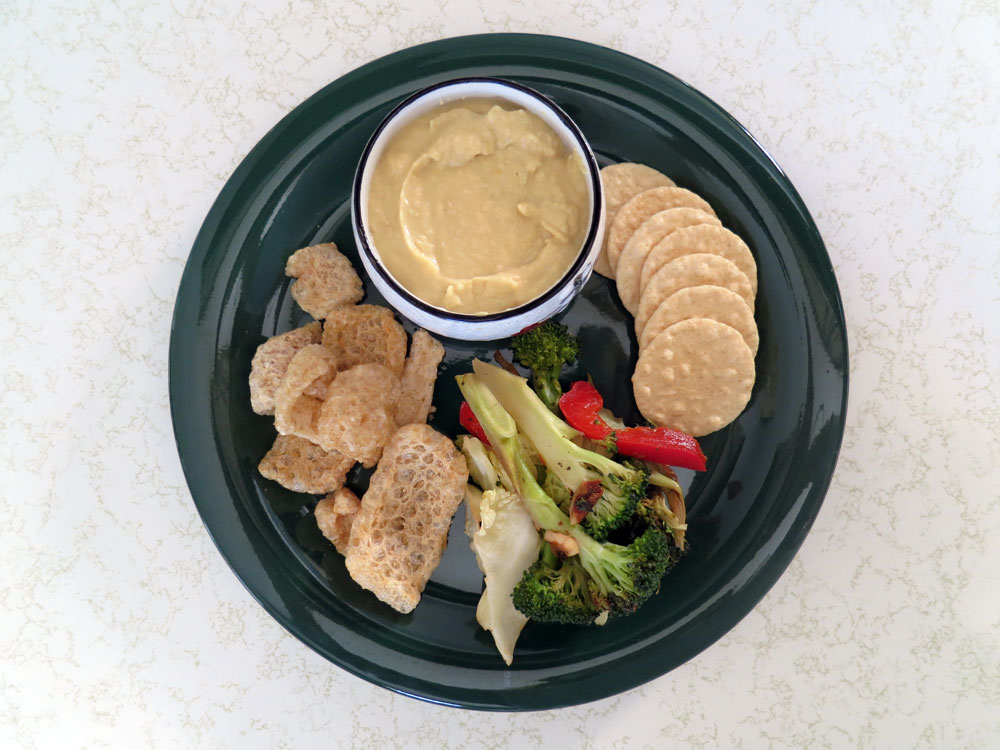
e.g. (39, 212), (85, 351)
(314, 487), (362, 555)
(315, 363), (398, 467)
(273, 344), (338, 442)
(285, 243), (364, 319)
(249, 322), (322, 415)
(345, 424), (468, 613)
(394, 330), (445, 426)
(257, 434), (354, 494)
(321, 304), (407, 375)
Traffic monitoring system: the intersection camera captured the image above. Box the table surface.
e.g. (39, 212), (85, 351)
(3, 1), (998, 748)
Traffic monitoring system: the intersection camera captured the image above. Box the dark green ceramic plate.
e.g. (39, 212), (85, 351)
(169, 34), (847, 711)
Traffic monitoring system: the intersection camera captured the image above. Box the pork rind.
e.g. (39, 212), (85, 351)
(274, 344), (338, 442)
(285, 243), (364, 319)
(321, 304), (407, 375)
(314, 487), (362, 555)
(249, 322), (322, 415)
(394, 330), (445, 426)
(258, 434), (354, 494)
(345, 424), (468, 613)
(316, 363), (398, 467)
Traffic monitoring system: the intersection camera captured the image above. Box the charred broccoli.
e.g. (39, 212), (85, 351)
(457, 367), (674, 624)
(510, 320), (579, 413)
(471, 359), (648, 541)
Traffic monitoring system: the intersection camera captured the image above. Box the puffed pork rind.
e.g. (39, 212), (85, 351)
(273, 344), (337, 443)
(285, 243), (364, 319)
(315, 363), (398, 468)
(248, 322), (322, 415)
(394, 330), (445, 426)
(258, 434), (355, 494)
(345, 424), (468, 613)
(321, 304), (407, 375)
(314, 487), (362, 555)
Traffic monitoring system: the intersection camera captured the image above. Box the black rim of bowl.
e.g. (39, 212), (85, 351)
(351, 75), (603, 324)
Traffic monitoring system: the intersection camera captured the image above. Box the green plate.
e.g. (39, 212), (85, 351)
(169, 34), (847, 711)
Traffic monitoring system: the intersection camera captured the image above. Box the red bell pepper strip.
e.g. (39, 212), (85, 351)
(459, 400), (490, 446)
(558, 380), (707, 471)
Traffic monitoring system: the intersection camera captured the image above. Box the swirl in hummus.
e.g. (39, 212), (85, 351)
(367, 98), (590, 315)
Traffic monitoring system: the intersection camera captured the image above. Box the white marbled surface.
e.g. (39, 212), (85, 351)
(3, 1), (999, 747)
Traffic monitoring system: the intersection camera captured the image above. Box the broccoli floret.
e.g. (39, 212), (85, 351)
(470, 360), (648, 541)
(581, 526), (673, 617)
(636, 484), (689, 555)
(512, 542), (597, 625)
(510, 320), (580, 413)
(457, 369), (674, 624)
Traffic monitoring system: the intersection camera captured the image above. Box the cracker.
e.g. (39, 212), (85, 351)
(632, 318), (754, 436)
(315, 487), (362, 555)
(345, 424), (468, 613)
(606, 186), (716, 274)
(596, 163), (675, 277)
(639, 285), (759, 357)
(395, 330), (445, 426)
(258, 434), (354, 494)
(615, 207), (721, 314)
(315, 363), (399, 467)
(635, 253), (754, 337)
(248, 322), (322, 415)
(321, 304), (407, 376)
(640, 224), (758, 297)
(273, 344), (338, 442)
(285, 243), (364, 319)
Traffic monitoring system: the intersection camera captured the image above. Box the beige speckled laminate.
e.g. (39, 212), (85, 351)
(2, 1), (998, 747)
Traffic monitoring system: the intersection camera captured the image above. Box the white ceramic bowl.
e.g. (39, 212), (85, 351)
(351, 77), (605, 341)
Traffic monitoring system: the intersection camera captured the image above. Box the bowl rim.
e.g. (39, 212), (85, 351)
(351, 75), (603, 323)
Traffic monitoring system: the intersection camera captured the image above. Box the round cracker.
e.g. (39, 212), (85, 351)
(596, 164), (675, 278)
(640, 224), (758, 297)
(615, 207), (721, 314)
(635, 253), (754, 337)
(639, 285), (759, 357)
(607, 186), (716, 274)
(632, 318), (754, 436)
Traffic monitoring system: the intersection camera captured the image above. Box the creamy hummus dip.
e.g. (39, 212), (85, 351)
(367, 98), (590, 315)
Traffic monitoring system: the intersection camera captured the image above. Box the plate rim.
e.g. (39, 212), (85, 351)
(169, 32), (849, 711)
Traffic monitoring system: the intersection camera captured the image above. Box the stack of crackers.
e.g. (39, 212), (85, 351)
(249, 243), (468, 613)
(596, 164), (759, 437)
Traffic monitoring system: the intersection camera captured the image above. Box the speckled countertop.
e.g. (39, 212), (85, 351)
(3, 1), (999, 747)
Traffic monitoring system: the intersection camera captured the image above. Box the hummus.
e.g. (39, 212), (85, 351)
(367, 98), (590, 315)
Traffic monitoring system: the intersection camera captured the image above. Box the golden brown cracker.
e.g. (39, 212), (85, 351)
(632, 318), (754, 437)
(607, 186), (716, 274)
(615, 207), (721, 314)
(640, 224), (758, 297)
(639, 285), (759, 357)
(596, 163), (675, 277)
(635, 253), (754, 337)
